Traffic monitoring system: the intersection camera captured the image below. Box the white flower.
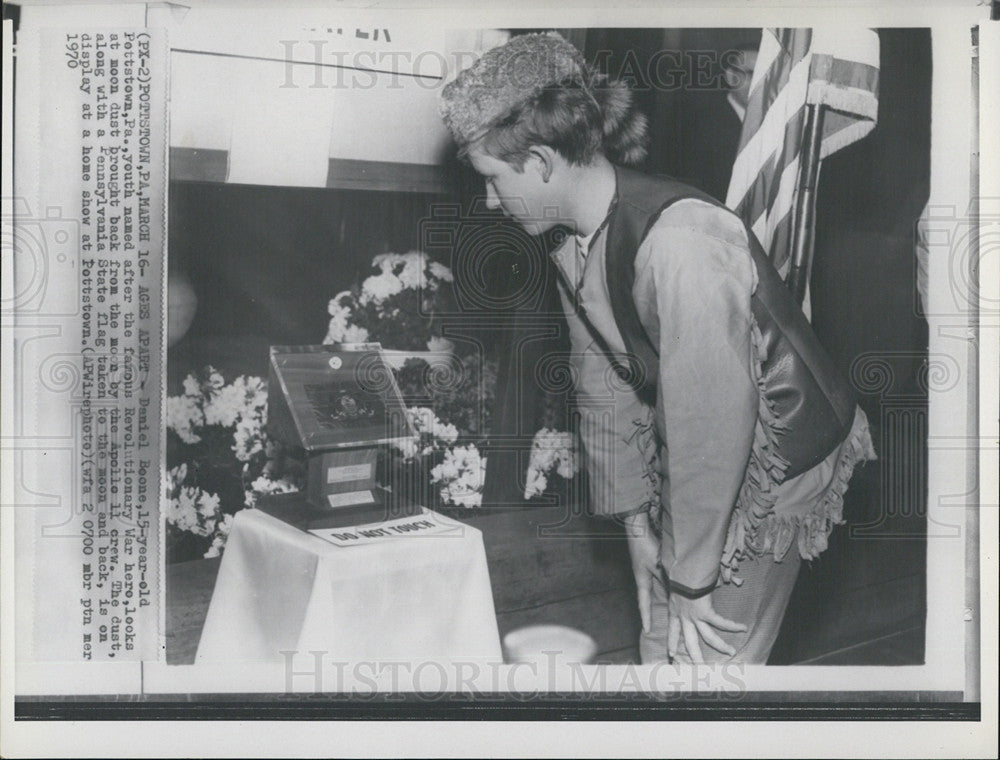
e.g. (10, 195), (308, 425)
(203, 534), (226, 559)
(203, 512), (235, 559)
(372, 252), (403, 273)
(203, 381), (243, 428)
(425, 335), (454, 353)
(249, 474), (297, 494)
(165, 495), (196, 534)
(165, 367), (281, 555)
(234, 375), (268, 416)
(171, 370), (269, 444)
(197, 491), (221, 519)
(396, 252), (426, 289)
(167, 486), (220, 537)
(428, 260), (454, 283)
(216, 512), (235, 536)
(431, 457), (460, 482)
(527, 429), (556, 471)
(244, 474), (298, 507)
(324, 309), (350, 344)
(431, 444), (486, 508)
(444, 488), (482, 508)
(403, 407), (427, 435)
(325, 293), (355, 343)
(432, 418), (459, 445)
(556, 443), (578, 479)
(165, 395), (204, 444)
(166, 490), (192, 528)
(165, 463), (188, 497)
(328, 291), (354, 314)
(402, 407), (459, 454)
(342, 324), (370, 343)
(360, 271), (403, 305)
(206, 369), (225, 392)
(524, 429), (578, 498)
(390, 436), (421, 461)
(524, 467), (549, 500)
(233, 415), (264, 462)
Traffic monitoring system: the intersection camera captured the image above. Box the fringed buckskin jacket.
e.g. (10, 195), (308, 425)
(551, 167), (876, 599)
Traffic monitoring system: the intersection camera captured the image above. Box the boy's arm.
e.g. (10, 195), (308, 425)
(633, 200), (759, 598)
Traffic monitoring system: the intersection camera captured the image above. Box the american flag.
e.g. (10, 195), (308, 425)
(725, 28), (880, 277)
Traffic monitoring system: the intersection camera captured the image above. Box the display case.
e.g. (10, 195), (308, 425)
(258, 343), (421, 530)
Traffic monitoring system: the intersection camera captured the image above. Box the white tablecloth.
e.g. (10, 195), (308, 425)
(195, 508), (502, 664)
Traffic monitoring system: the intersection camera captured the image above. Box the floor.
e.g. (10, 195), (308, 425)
(800, 623), (925, 666)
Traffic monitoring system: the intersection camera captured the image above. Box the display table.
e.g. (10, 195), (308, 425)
(195, 508), (502, 664)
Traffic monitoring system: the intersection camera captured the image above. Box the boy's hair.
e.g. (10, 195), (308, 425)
(440, 32), (649, 169)
(470, 76), (649, 169)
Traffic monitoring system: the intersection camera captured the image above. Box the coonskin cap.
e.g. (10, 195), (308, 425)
(439, 32), (588, 147)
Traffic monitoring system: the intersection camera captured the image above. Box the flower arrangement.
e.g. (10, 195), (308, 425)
(388, 405), (487, 508)
(324, 251), (456, 352)
(431, 443), (487, 508)
(524, 428), (579, 499)
(164, 367), (301, 562)
(387, 358), (578, 509)
(391, 406), (461, 460)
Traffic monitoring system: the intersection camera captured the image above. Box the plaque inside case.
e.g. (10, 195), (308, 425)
(258, 344), (422, 531)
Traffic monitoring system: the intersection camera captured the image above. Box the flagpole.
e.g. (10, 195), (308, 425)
(787, 103), (826, 305)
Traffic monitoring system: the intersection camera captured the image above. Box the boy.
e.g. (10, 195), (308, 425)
(440, 32), (875, 663)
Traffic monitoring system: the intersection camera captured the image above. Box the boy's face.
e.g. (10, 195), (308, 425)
(467, 148), (562, 236)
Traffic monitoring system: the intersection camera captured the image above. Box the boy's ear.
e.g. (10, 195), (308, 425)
(527, 145), (555, 183)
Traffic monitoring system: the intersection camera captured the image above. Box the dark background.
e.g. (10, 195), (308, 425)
(168, 28), (931, 664)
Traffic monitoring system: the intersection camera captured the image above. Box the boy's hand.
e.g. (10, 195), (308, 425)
(622, 511), (660, 634)
(667, 593), (747, 663)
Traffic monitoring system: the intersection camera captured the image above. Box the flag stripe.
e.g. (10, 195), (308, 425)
(746, 29), (780, 99)
(726, 54), (812, 208)
(763, 110), (807, 215)
(725, 27), (879, 279)
(734, 103), (808, 224)
(769, 209), (795, 277)
(819, 111), (875, 158)
(737, 29), (812, 154)
(765, 155), (805, 271)
(809, 56), (880, 98)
